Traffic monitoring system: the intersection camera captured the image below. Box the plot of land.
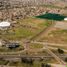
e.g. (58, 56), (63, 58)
(40, 28), (67, 44)
(0, 17), (51, 40)
(29, 43), (43, 49)
(54, 22), (67, 29)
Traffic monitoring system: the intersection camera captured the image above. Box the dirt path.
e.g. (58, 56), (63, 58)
(30, 21), (56, 41)
(24, 20), (56, 45)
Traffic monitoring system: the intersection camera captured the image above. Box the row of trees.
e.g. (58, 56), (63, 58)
(21, 57), (52, 67)
(57, 48), (64, 54)
(41, 63), (51, 67)
(21, 57), (34, 65)
(56, 48), (67, 62)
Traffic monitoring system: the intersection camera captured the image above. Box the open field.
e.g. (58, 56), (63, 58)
(40, 28), (67, 44)
(0, 60), (9, 65)
(0, 17), (52, 41)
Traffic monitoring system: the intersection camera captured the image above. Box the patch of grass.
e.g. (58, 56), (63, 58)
(9, 61), (20, 66)
(38, 20), (52, 27)
(29, 43), (43, 49)
(14, 27), (35, 38)
(0, 17), (53, 45)
(0, 60), (9, 65)
(41, 29), (67, 44)
(17, 17), (52, 29)
(49, 30), (67, 34)
(0, 27), (37, 40)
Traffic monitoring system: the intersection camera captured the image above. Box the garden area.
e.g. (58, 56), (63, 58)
(40, 29), (67, 44)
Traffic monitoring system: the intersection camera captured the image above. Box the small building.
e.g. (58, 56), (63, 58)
(0, 39), (7, 47)
(0, 40), (2, 46)
(0, 21), (10, 30)
(64, 18), (67, 21)
(6, 42), (20, 49)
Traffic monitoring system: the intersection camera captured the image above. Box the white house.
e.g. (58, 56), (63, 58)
(64, 18), (67, 21)
(0, 21), (11, 30)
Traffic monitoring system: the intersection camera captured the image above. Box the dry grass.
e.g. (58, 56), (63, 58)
(0, 17), (51, 41)
(40, 28), (67, 44)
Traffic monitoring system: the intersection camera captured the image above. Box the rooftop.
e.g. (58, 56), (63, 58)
(0, 21), (10, 27)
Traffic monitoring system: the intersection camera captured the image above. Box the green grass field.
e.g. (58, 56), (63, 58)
(29, 43), (43, 49)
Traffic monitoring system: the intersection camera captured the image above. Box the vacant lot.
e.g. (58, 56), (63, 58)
(40, 28), (67, 44)
(0, 17), (51, 41)
(54, 21), (67, 29)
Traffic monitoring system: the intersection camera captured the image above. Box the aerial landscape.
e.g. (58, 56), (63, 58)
(0, 0), (67, 67)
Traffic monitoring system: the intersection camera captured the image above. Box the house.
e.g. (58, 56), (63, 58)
(64, 18), (67, 21)
(6, 42), (20, 49)
(0, 21), (10, 30)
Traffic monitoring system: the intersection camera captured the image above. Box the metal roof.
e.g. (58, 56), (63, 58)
(0, 21), (10, 27)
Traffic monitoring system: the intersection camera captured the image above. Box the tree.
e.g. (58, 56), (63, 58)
(57, 48), (64, 54)
(21, 57), (34, 65)
(39, 57), (43, 61)
(41, 63), (44, 67)
(65, 57), (67, 62)
(45, 64), (51, 67)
